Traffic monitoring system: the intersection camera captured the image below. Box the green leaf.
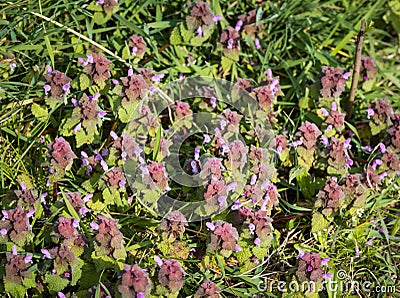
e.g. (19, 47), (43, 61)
(80, 73), (91, 91)
(31, 103), (48, 122)
(170, 26), (182, 45)
(44, 274), (69, 292)
(311, 212), (330, 233)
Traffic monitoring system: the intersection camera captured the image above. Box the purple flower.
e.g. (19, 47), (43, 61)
(323, 273), (333, 279)
(254, 38), (261, 49)
(71, 98), (78, 107)
(321, 258), (329, 266)
(227, 38), (234, 50)
(206, 222), (215, 231)
(62, 84), (71, 95)
(10, 62), (16, 72)
(96, 0), (104, 5)
(151, 73), (165, 84)
(112, 79), (119, 85)
(203, 134), (211, 144)
(97, 111), (107, 117)
(321, 108), (329, 117)
(379, 172), (388, 179)
(0, 228), (7, 237)
(58, 292), (66, 298)
(41, 248), (52, 259)
(372, 159), (383, 170)
(197, 26), (203, 37)
(297, 248), (305, 259)
(210, 96), (217, 109)
(128, 68), (134, 77)
(235, 245), (242, 252)
(361, 145), (372, 152)
(73, 123), (82, 135)
(254, 238), (261, 247)
(132, 46), (138, 56)
(27, 209), (35, 218)
(2, 210), (9, 220)
(213, 14), (222, 24)
(366, 108), (375, 119)
(47, 65), (53, 74)
(90, 222), (99, 231)
(137, 293), (144, 298)
(321, 135), (330, 147)
(235, 20), (243, 31)
(366, 237), (375, 246)
(379, 143), (386, 153)
(12, 245), (18, 255)
(24, 254), (33, 264)
(342, 72), (351, 79)
(65, 272), (70, 278)
(154, 255), (163, 266)
(43, 85), (51, 95)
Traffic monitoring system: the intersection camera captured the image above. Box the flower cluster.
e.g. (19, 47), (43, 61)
(159, 210), (188, 240)
(315, 177), (344, 215)
(111, 132), (140, 161)
(157, 259), (185, 294)
(4, 251), (33, 285)
(207, 220), (239, 256)
(223, 109), (243, 130)
(294, 121), (322, 169)
(48, 137), (77, 175)
(226, 140), (248, 172)
(129, 35), (146, 58)
(65, 192), (90, 217)
(326, 137), (353, 174)
(388, 114), (400, 152)
(343, 174), (367, 207)
(81, 53), (111, 88)
(92, 215), (125, 258)
(48, 243), (76, 275)
(118, 264), (151, 298)
(367, 98), (394, 134)
(360, 55), (377, 81)
(319, 66), (350, 98)
(195, 279), (221, 298)
(199, 158), (229, 208)
(320, 102), (345, 132)
(96, 0), (118, 14)
(104, 166), (126, 190)
(248, 209), (274, 243)
(119, 73), (147, 107)
(44, 67), (71, 100)
(238, 9), (263, 38)
(297, 251), (329, 282)
(186, 1), (215, 35)
(52, 217), (85, 251)
(253, 69), (281, 117)
(220, 26), (240, 51)
(14, 184), (39, 208)
(142, 161), (169, 190)
(175, 101), (193, 119)
(0, 207), (34, 245)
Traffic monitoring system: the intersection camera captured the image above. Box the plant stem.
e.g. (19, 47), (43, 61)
(347, 19), (365, 118)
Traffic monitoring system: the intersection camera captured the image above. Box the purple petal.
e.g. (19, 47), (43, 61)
(43, 85), (51, 95)
(323, 273), (333, 279)
(297, 248), (305, 259)
(73, 123), (82, 135)
(0, 228), (7, 237)
(41, 248), (52, 259)
(154, 255), (163, 266)
(97, 111), (107, 118)
(379, 143), (386, 154)
(235, 245), (242, 252)
(86, 54), (93, 64)
(331, 102), (337, 111)
(197, 26), (203, 38)
(27, 209), (35, 218)
(83, 193), (93, 202)
(235, 20), (243, 31)
(2, 210), (8, 220)
(203, 134), (211, 144)
(72, 219), (80, 228)
(250, 174), (257, 185)
(112, 79), (119, 85)
(62, 84), (70, 94)
(101, 160), (108, 171)
(365, 237), (375, 246)
(58, 292), (66, 298)
(206, 222), (215, 231)
(213, 14), (222, 24)
(366, 108), (374, 119)
(20, 182), (26, 192)
(131, 46), (138, 56)
(12, 245), (18, 255)
(137, 293), (145, 298)
(361, 145), (372, 152)
(254, 238), (261, 247)
(266, 69), (272, 79)
(90, 222), (99, 231)
(227, 38), (234, 50)
(254, 38), (261, 49)
(128, 69), (134, 77)
(342, 72), (351, 80)
(46, 65), (52, 74)
(321, 257), (329, 266)
(71, 98), (78, 107)
(24, 254), (33, 264)
(321, 108), (329, 117)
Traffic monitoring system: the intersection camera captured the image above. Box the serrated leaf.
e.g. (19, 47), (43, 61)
(31, 103), (48, 122)
(80, 73), (91, 90)
(221, 56), (233, 74)
(170, 26), (182, 45)
(93, 12), (110, 25)
(44, 274), (69, 292)
(311, 212), (330, 233)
